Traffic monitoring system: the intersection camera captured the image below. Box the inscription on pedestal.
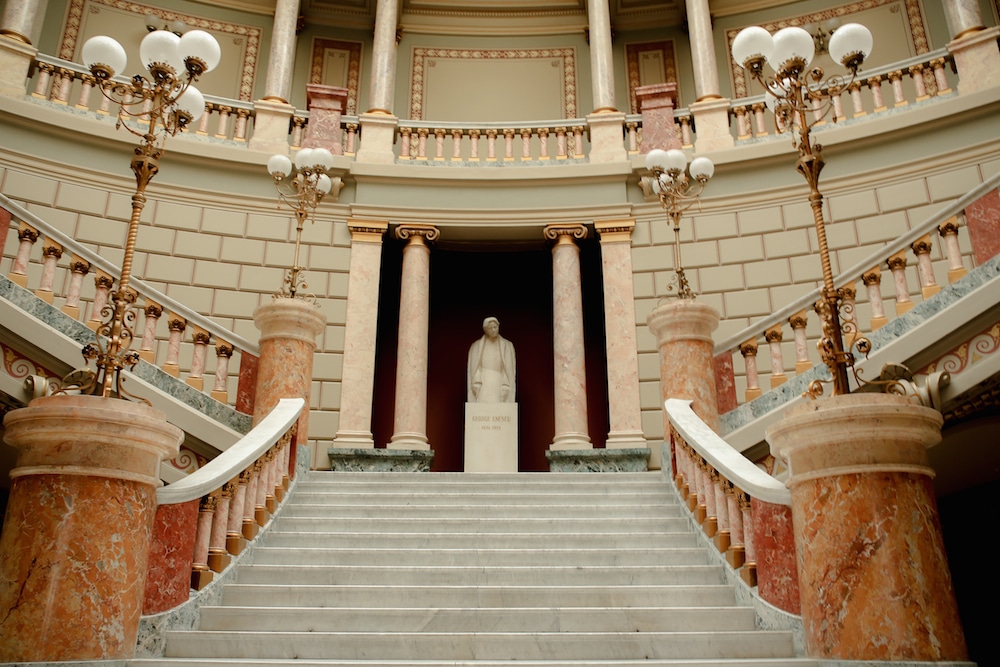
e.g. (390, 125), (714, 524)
(464, 402), (518, 472)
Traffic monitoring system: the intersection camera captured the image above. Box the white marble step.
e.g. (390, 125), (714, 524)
(163, 630), (797, 661)
(302, 471), (661, 484)
(220, 584), (740, 608)
(235, 563), (724, 586)
(250, 546), (709, 567)
(196, 605), (757, 633)
(135, 659), (819, 666)
(280, 502), (682, 519)
(271, 516), (688, 534)
(261, 530), (699, 549)
(288, 491), (676, 506)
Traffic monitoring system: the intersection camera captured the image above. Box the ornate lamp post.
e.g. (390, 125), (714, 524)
(265, 147), (335, 300)
(644, 148), (714, 299)
(77, 28), (221, 399)
(731, 22), (873, 396)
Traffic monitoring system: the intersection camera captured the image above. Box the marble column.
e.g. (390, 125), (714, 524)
(683, 0), (733, 151)
(262, 0), (301, 103)
(545, 224), (592, 451)
(595, 219), (647, 454)
(0, 0), (39, 98)
(356, 0), (401, 163)
(0, 395), (182, 661)
(252, 297), (326, 470)
(331, 219), (388, 450)
(767, 394), (968, 661)
(0, 0), (41, 44)
(587, 0), (616, 113)
(646, 300), (720, 470)
(387, 224), (439, 451)
(943, 0), (986, 38)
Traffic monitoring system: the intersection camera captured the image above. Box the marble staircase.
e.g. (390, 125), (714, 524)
(132, 471), (816, 666)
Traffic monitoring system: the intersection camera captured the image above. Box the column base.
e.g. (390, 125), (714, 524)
(331, 430), (376, 449)
(545, 448), (650, 472)
(328, 447), (434, 472)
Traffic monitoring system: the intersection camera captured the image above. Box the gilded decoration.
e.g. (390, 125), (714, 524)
(918, 322), (1000, 376)
(309, 38), (363, 116)
(1, 342), (62, 392)
(625, 41), (679, 113)
(167, 446), (206, 474)
(60, 0), (261, 101)
(726, 0), (930, 99)
(409, 47), (578, 120)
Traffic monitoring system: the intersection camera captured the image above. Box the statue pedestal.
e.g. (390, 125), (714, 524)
(464, 402), (518, 472)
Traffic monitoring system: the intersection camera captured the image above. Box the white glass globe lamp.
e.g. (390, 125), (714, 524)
(82, 35), (127, 80)
(768, 26), (815, 77)
(828, 23), (872, 72)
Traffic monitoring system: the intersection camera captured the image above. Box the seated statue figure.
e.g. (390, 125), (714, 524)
(467, 317), (516, 403)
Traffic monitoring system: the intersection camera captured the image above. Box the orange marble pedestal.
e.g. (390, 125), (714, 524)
(767, 394), (968, 661)
(253, 298), (326, 470)
(0, 395), (182, 662)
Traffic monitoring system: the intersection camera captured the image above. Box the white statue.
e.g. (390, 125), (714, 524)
(467, 317), (516, 403)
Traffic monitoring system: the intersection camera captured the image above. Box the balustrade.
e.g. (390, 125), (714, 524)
(394, 121), (588, 164)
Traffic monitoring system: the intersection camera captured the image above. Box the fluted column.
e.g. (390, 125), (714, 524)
(387, 224), (439, 451)
(332, 219), (388, 450)
(595, 219), (646, 454)
(545, 223), (592, 451)
(263, 0), (300, 102)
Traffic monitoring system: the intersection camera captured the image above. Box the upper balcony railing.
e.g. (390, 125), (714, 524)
(20, 47), (963, 165)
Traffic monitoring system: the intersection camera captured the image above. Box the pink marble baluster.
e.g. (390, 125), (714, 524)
(868, 76), (887, 112)
(503, 129), (515, 161)
(789, 310), (811, 374)
(911, 234), (940, 299)
(486, 129), (498, 161)
(740, 494), (757, 586)
(345, 123), (359, 156)
(227, 472), (249, 554)
(162, 314), (187, 377)
(31, 63), (53, 98)
(87, 271), (115, 332)
(571, 126), (585, 158)
(416, 128), (428, 160)
(910, 64), (929, 101)
(451, 129), (463, 161)
(211, 340), (234, 403)
(848, 81), (866, 117)
(520, 128), (532, 161)
(704, 467), (719, 536)
(434, 128), (446, 161)
(765, 325), (786, 388)
(191, 494), (216, 590)
(734, 106), (751, 139)
(233, 109), (250, 142)
(751, 103), (769, 136)
(887, 250), (913, 315)
(34, 240), (63, 303)
(253, 458), (269, 525)
(740, 338), (762, 402)
(863, 267), (888, 329)
(888, 70), (907, 107)
(196, 104), (212, 135)
(931, 58), (952, 95)
(208, 482), (233, 573)
(537, 128), (550, 160)
(398, 127), (412, 159)
(938, 217), (967, 282)
(139, 301), (162, 363)
(75, 75), (96, 110)
(62, 257), (91, 320)
(625, 122), (638, 153)
(214, 106), (232, 139)
(714, 476), (730, 552)
(187, 327), (211, 391)
(468, 129), (481, 161)
(242, 464), (259, 539)
(7, 223), (39, 287)
(290, 117), (305, 149)
(555, 127), (567, 159)
(727, 485), (746, 569)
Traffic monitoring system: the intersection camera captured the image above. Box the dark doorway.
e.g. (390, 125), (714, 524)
(372, 235), (609, 472)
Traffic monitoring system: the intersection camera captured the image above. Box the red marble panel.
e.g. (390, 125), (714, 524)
(791, 472), (968, 660)
(303, 84), (348, 154)
(0, 475), (157, 662)
(751, 498), (800, 615)
(713, 352), (738, 414)
(236, 351), (259, 415)
(143, 499), (199, 615)
(0, 207), (11, 257)
(636, 83), (681, 152)
(965, 188), (1000, 265)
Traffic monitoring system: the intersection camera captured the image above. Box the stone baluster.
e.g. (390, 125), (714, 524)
(686, 452), (701, 511)
(214, 105), (232, 139)
(468, 129), (481, 161)
(909, 64), (930, 101)
(848, 81), (866, 117)
(416, 128), (429, 160)
(31, 62), (52, 98)
(233, 108), (250, 141)
(838, 281), (859, 348)
(625, 122), (638, 152)
(196, 105), (212, 135)
(345, 123), (359, 156)
(62, 256), (91, 320)
(571, 126), (585, 158)
(867, 76), (887, 112)
(290, 117), (306, 148)
(545, 224), (592, 453)
(930, 58), (952, 95)
(714, 474), (730, 552)
(253, 458), (269, 525)
(212, 340), (234, 403)
(726, 483), (746, 569)
(704, 468), (719, 536)
(537, 128), (550, 159)
(398, 127), (412, 159)
(555, 127), (568, 159)
(75, 74), (96, 110)
(765, 325), (786, 388)
(938, 217), (967, 282)
(141, 95), (153, 117)
(434, 128), (446, 160)
(7, 222), (38, 287)
(241, 464), (259, 539)
(34, 239), (63, 303)
(740, 338), (762, 402)
(751, 103), (769, 136)
(162, 314), (188, 377)
(186, 326), (211, 391)
(811, 95), (824, 125)
(887, 70), (907, 107)
(485, 129), (498, 161)
(887, 250), (913, 314)
(47, 67), (70, 103)
(502, 128), (515, 161)
(862, 267), (888, 329)
(387, 225), (440, 452)
(451, 129), (463, 161)
(734, 106), (751, 140)
(789, 310), (811, 374)
(207, 481), (233, 573)
(87, 270), (115, 331)
(139, 301), (162, 363)
(831, 90), (845, 122)
(678, 116), (693, 148)
(520, 128), (532, 160)
(263, 450), (278, 515)
(226, 472), (249, 555)
(739, 492), (757, 586)
(911, 234), (940, 299)
(96, 81), (113, 114)
(191, 494), (216, 590)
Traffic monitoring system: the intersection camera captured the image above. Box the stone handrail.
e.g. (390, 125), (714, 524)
(144, 397), (304, 614)
(713, 171), (1000, 407)
(395, 118), (590, 162)
(664, 398), (798, 614)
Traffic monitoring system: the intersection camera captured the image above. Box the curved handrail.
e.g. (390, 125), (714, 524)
(713, 170), (1000, 357)
(157, 396), (303, 504)
(665, 398), (790, 506)
(0, 193), (260, 356)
